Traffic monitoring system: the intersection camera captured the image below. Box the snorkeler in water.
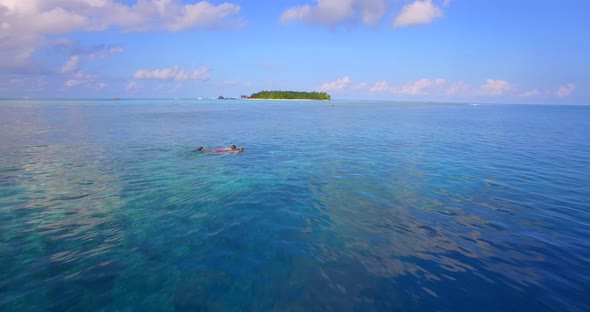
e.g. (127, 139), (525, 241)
(197, 144), (242, 153)
(214, 144), (236, 152)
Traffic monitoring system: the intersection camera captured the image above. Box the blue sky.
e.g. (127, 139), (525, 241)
(1, 0), (589, 104)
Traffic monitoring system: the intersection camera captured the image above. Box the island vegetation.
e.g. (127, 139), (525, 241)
(249, 90), (330, 100)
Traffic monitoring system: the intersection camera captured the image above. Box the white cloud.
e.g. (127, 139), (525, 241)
(366, 78), (515, 97)
(445, 81), (472, 95)
(88, 46), (123, 60)
(281, 0), (387, 27)
(64, 71), (93, 87)
(57, 44), (123, 74)
(0, 34), (41, 73)
(155, 2), (242, 32)
(281, 5), (313, 24)
(480, 79), (513, 96)
(325, 77), (527, 99)
(392, 0), (443, 28)
(60, 55), (80, 73)
(1, 0), (241, 33)
(369, 80), (391, 92)
(2, 76), (47, 92)
(63, 71), (104, 89)
(320, 76), (352, 91)
(556, 83), (576, 97)
(355, 82), (369, 90)
(0, 0), (241, 72)
(395, 78), (445, 95)
(126, 81), (138, 91)
(520, 88), (540, 97)
(64, 80), (81, 87)
(133, 66), (211, 81)
(368, 78), (447, 95)
(321, 76), (561, 102)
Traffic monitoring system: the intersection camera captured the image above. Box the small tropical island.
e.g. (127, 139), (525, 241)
(249, 90), (331, 100)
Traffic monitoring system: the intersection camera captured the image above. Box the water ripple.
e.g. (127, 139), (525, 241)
(1, 100), (589, 310)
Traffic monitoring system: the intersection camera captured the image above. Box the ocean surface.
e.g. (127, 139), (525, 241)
(1, 99), (589, 311)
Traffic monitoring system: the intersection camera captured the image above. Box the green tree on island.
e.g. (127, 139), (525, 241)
(249, 90), (331, 100)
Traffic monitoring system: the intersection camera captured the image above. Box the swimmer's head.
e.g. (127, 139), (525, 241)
(198, 146), (205, 151)
(237, 147), (244, 153)
(230, 144), (236, 150)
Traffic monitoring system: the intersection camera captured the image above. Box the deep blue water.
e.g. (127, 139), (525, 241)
(1, 99), (589, 311)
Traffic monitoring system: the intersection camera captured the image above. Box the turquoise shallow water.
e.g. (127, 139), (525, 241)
(1, 99), (589, 311)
